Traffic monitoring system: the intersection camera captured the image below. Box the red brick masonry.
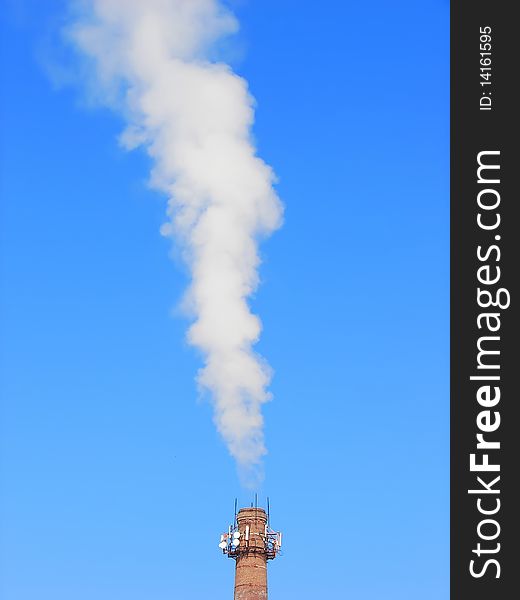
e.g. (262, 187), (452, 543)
(234, 508), (268, 600)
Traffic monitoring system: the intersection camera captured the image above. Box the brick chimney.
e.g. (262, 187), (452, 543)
(234, 508), (268, 600)
(219, 504), (281, 600)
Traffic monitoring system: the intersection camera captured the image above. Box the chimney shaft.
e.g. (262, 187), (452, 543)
(234, 508), (268, 600)
(220, 504), (281, 599)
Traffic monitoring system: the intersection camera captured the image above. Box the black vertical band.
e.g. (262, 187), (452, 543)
(451, 2), (517, 598)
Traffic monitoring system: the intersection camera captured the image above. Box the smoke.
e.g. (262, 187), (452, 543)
(65, 0), (282, 480)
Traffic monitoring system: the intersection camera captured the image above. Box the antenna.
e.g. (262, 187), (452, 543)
(255, 493), (257, 509)
(267, 497), (270, 528)
(234, 498), (237, 528)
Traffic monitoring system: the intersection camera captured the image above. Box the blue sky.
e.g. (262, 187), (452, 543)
(1, 1), (449, 598)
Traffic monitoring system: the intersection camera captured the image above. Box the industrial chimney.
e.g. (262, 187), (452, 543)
(219, 502), (282, 600)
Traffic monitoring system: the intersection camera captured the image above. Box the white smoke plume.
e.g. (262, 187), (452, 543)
(66, 0), (282, 478)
